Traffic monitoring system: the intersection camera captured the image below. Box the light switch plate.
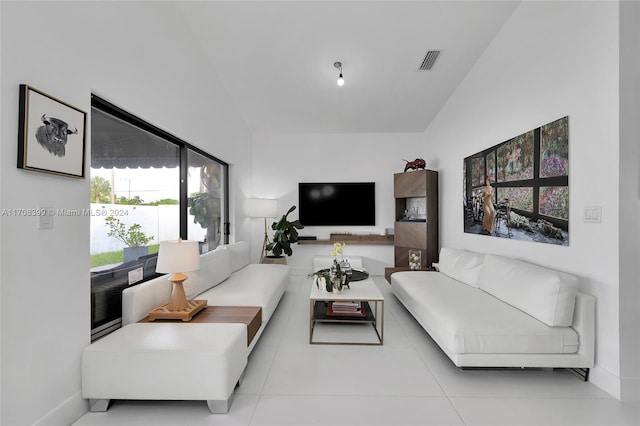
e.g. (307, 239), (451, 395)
(38, 207), (54, 229)
(583, 206), (602, 223)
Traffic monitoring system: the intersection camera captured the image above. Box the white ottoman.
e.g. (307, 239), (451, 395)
(82, 322), (247, 414)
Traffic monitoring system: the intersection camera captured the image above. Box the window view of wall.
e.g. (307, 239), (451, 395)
(89, 97), (228, 340)
(463, 116), (569, 246)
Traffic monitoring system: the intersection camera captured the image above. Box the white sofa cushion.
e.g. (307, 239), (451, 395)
(391, 271), (579, 354)
(122, 276), (172, 325)
(198, 263), (289, 324)
(223, 241), (251, 273)
(82, 323), (247, 402)
(478, 254), (578, 327)
(438, 247), (484, 287)
(183, 247), (231, 299)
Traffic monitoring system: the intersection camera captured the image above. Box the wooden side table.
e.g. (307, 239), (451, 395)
(385, 266), (411, 284)
(139, 306), (262, 346)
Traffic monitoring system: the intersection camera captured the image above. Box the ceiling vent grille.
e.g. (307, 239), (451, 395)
(418, 50), (440, 71)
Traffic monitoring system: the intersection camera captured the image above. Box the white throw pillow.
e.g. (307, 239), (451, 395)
(477, 254), (578, 327)
(183, 247), (231, 299)
(438, 247), (485, 287)
(223, 241), (251, 272)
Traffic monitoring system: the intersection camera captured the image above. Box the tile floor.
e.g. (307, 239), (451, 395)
(73, 275), (640, 426)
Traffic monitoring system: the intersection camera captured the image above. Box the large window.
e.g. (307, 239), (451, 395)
(89, 95), (228, 340)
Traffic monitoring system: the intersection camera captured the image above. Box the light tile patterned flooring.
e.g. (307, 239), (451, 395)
(74, 275), (639, 426)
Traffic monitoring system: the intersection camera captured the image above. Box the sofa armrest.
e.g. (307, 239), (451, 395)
(572, 292), (595, 368)
(122, 275), (172, 325)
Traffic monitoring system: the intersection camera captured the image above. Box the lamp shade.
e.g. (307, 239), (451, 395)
(155, 240), (201, 274)
(246, 198), (278, 218)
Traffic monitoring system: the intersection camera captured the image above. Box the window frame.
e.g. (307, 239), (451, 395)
(91, 94), (230, 242)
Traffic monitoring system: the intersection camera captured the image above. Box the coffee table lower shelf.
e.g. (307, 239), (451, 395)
(313, 301), (375, 323)
(309, 300), (383, 346)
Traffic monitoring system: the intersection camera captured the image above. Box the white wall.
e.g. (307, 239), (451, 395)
(618, 0), (640, 401)
(424, 1), (623, 397)
(249, 133), (424, 274)
(0, 2), (252, 425)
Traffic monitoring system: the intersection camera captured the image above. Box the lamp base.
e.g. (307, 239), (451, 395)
(148, 300), (208, 322)
(167, 274), (189, 311)
(148, 273), (207, 321)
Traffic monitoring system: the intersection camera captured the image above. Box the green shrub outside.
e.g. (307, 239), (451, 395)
(90, 244), (159, 268)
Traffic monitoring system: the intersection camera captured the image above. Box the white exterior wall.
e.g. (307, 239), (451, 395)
(88, 204), (206, 254)
(424, 1), (623, 397)
(0, 2), (252, 425)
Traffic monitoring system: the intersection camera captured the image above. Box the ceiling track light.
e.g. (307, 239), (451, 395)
(334, 61), (344, 86)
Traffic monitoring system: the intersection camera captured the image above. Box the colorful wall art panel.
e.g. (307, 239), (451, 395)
(463, 116), (569, 246)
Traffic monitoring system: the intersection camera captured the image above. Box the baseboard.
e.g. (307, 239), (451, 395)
(620, 376), (640, 401)
(589, 364), (621, 399)
(33, 391), (88, 426)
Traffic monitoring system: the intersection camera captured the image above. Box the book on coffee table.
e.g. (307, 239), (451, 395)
(327, 301), (365, 317)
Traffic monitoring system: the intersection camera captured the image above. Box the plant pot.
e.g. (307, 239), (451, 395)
(123, 246), (149, 263)
(261, 255), (287, 265)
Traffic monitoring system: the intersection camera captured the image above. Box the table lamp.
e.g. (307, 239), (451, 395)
(247, 198), (277, 263)
(155, 239), (201, 311)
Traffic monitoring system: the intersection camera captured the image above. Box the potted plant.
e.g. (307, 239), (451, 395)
(187, 191), (221, 250)
(308, 242), (350, 293)
(105, 216), (154, 262)
(264, 205), (304, 264)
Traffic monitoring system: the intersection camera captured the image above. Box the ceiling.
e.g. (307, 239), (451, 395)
(173, 1), (520, 134)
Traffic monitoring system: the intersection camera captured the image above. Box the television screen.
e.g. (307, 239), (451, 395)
(298, 182), (375, 226)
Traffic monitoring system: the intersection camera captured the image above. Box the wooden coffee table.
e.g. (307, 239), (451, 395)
(139, 306), (262, 346)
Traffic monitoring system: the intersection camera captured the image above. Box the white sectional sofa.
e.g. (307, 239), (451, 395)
(82, 241), (289, 413)
(390, 248), (595, 378)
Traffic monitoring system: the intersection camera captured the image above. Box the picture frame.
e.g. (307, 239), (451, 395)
(462, 116), (570, 246)
(18, 84), (87, 178)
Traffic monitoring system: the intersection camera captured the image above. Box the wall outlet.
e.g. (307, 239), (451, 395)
(128, 267), (143, 285)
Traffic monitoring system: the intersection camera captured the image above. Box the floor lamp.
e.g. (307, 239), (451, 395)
(247, 198), (278, 263)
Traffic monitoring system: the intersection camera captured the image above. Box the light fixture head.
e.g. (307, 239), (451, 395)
(334, 61), (344, 86)
(246, 198), (278, 218)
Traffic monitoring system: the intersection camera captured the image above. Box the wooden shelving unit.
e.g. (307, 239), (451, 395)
(385, 169), (439, 281)
(298, 234), (393, 245)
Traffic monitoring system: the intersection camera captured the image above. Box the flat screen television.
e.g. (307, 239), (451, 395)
(298, 182), (375, 226)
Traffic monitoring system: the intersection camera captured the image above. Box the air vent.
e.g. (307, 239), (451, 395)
(418, 50), (440, 71)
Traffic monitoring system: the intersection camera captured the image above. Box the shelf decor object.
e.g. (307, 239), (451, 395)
(149, 239), (206, 321)
(17, 84), (87, 178)
(409, 249), (421, 271)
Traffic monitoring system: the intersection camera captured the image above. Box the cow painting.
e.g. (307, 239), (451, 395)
(35, 114), (78, 157)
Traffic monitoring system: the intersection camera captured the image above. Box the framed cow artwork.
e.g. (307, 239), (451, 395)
(18, 84), (87, 178)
